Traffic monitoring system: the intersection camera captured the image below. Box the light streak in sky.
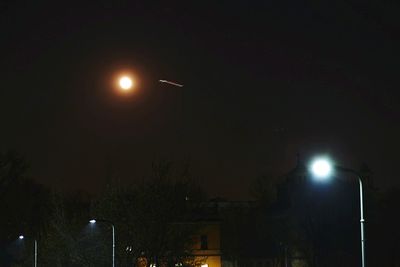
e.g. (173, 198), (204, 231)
(159, 79), (184, 87)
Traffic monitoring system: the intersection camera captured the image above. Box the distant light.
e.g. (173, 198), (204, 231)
(18, 235), (24, 240)
(119, 76), (133, 90)
(310, 158), (333, 180)
(89, 219), (96, 224)
(150, 264), (156, 267)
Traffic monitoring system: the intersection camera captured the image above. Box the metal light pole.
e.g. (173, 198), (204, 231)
(18, 236), (38, 267)
(90, 219), (116, 267)
(112, 223), (115, 267)
(34, 239), (38, 267)
(335, 166), (366, 267)
(310, 158), (366, 267)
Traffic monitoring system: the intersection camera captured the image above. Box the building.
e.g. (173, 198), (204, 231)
(189, 199), (278, 267)
(191, 221), (221, 267)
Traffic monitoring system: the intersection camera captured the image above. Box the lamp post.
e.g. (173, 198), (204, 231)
(18, 235), (38, 267)
(115, 74), (183, 92)
(89, 219), (116, 267)
(310, 157), (366, 267)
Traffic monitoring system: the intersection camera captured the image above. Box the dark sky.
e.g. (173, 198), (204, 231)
(0, 1), (399, 199)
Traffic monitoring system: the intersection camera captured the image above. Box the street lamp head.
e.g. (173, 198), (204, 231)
(89, 219), (96, 224)
(119, 76), (134, 91)
(310, 157), (333, 181)
(18, 235), (24, 240)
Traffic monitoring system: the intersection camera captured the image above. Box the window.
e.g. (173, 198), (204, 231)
(200, 235), (208, 250)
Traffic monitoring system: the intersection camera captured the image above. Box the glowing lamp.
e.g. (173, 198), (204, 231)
(308, 155), (366, 267)
(89, 219), (96, 224)
(310, 157), (332, 180)
(119, 76), (133, 90)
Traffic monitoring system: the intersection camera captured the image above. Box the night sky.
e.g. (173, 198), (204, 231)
(1, 1), (399, 199)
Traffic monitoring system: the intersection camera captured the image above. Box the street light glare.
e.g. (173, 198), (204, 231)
(89, 219), (96, 224)
(19, 235), (24, 240)
(119, 76), (133, 90)
(310, 158), (332, 180)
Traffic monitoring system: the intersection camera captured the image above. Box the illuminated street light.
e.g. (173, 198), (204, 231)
(119, 76), (134, 90)
(18, 235), (38, 267)
(309, 156), (366, 267)
(310, 157), (333, 181)
(114, 71), (184, 96)
(89, 219), (115, 267)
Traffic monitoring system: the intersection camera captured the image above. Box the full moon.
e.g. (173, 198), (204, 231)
(119, 76), (133, 90)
